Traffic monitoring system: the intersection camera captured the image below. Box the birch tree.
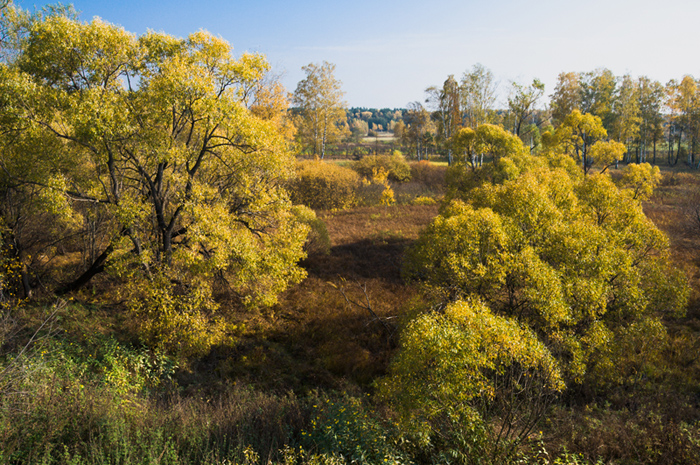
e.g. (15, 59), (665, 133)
(292, 61), (348, 159)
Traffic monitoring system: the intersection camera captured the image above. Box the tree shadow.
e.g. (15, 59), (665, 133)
(301, 237), (412, 283)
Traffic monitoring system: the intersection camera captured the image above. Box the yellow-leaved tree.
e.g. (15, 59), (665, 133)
(542, 109), (626, 174)
(0, 13), (311, 355)
(389, 146), (688, 460)
(405, 157), (687, 384)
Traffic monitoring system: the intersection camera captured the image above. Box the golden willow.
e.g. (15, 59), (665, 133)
(386, 127), (687, 459)
(0, 14), (311, 354)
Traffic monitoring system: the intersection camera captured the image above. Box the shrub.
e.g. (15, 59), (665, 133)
(355, 179), (386, 206)
(300, 394), (407, 464)
(353, 152), (411, 183)
(409, 160), (446, 189)
(410, 196), (436, 206)
(378, 298), (563, 463)
(290, 161), (361, 210)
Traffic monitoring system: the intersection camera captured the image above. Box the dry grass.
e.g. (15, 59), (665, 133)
(645, 171), (700, 321)
(192, 205), (440, 393)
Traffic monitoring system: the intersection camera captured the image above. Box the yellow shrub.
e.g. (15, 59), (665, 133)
(353, 152), (412, 183)
(289, 161), (360, 210)
(410, 195), (437, 205)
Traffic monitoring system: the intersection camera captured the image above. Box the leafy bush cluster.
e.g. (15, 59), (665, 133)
(289, 161), (361, 210)
(299, 394), (407, 464)
(289, 156), (445, 210)
(352, 151), (412, 183)
(387, 139), (690, 462)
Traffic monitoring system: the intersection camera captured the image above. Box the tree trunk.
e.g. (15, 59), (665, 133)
(57, 242), (114, 295)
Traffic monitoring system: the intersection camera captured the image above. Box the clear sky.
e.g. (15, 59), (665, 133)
(14, 0), (700, 109)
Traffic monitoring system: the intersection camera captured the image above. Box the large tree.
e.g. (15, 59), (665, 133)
(0, 13), (310, 353)
(611, 74), (640, 162)
(579, 68), (617, 133)
(666, 75), (700, 166)
(402, 101), (434, 161)
(404, 152), (687, 386)
(636, 76), (665, 164)
(550, 71), (581, 127)
(292, 61), (348, 159)
(545, 110), (625, 174)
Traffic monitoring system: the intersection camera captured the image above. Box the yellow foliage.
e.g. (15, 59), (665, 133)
(0, 14), (311, 348)
(380, 185), (395, 206)
(353, 152), (412, 183)
(406, 153), (689, 384)
(379, 298), (563, 436)
(618, 162), (662, 200)
(411, 195), (437, 206)
(371, 166), (389, 184)
(126, 271), (233, 358)
(289, 160), (360, 210)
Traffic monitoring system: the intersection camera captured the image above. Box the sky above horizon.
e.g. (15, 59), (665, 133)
(14, 0), (700, 109)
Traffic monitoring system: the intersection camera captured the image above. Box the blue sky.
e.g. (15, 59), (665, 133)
(14, 0), (700, 108)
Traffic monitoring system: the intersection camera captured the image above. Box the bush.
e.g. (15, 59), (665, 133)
(300, 394), (407, 464)
(378, 299), (563, 464)
(353, 152), (411, 183)
(410, 196), (437, 206)
(409, 160), (446, 189)
(290, 161), (361, 210)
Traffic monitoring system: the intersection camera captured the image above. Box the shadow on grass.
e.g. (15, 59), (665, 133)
(302, 237), (412, 283)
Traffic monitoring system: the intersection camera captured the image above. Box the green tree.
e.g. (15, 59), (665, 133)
(507, 78), (545, 144)
(580, 68), (617, 132)
(474, 123), (528, 165)
(636, 76), (665, 164)
(667, 75), (700, 166)
(426, 75), (461, 164)
(450, 126), (476, 167)
(611, 74), (640, 163)
(0, 14), (310, 354)
(292, 61), (348, 159)
(402, 101), (434, 161)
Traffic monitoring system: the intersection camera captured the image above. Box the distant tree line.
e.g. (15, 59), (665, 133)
(401, 65), (700, 167)
(346, 107), (406, 139)
(288, 61), (700, 167)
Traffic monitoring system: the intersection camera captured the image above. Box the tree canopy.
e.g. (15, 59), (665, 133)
(0, 12), (310, 354)
(404, 147), (688, 385)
